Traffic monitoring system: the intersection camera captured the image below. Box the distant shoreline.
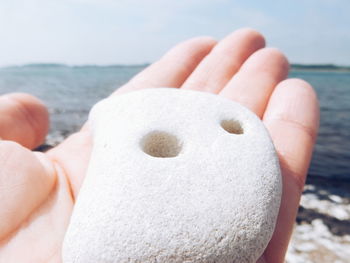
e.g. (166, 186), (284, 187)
(291, 64), (350, 72)
(1, 63), (350, 72)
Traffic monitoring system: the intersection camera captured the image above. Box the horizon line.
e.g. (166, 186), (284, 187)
(1, 62), (350, 69)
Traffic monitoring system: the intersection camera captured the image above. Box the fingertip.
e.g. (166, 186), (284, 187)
(253, 48), (290, 71)
(181, 28), (266, 93)
(286, 78), (319, 106)
(218, 28), (266, 51)
(281, 78), (318, 102)
(231, 27), (265, 40)
(219, 47), (290, 117)
(265, 78), (320, 140)
(163, 36), (217, 62)
(7, 93), (50, 135)
(0, 93), (50, 149)
(236, 48), (289, 78)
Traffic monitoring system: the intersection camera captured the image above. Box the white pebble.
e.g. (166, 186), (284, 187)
(62, 88), (282, 263)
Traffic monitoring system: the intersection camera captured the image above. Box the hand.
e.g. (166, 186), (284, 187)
(0, 28), (319, 263)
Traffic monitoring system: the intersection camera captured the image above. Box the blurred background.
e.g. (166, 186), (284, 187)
(0, 0), (349, 262)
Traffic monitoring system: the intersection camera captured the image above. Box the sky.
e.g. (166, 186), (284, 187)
(0, 0), (349, 66)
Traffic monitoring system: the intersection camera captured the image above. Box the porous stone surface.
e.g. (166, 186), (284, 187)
(62, 88), (282, 263)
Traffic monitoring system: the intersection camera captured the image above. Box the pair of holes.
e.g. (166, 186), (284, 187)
(141, 119), (244, 158)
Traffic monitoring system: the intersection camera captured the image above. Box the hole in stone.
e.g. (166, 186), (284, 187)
(141, 131), (182, 158)
(221, 119), (244, 134)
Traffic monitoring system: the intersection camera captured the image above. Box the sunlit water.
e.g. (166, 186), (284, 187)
(0, 65), (349, 182)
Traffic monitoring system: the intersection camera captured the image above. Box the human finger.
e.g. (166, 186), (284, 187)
(0, 93), (49, 149)
(262, 78), (320, 262)
(220, 48), (289, 117)
(181, 28), (265, 94)
(114, 36), (217, 95)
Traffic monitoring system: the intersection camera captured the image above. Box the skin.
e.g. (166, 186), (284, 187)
(0, 28), (319, 263)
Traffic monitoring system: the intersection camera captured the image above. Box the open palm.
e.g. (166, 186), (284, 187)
(0, 28), (319, 263)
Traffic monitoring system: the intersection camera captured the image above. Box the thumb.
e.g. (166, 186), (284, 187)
(0, 93), (49, 149)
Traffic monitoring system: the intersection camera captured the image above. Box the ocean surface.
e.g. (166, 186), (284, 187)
(0, 64), (349, 182)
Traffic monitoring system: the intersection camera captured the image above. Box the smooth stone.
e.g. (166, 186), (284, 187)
(62, 88), (282, 263)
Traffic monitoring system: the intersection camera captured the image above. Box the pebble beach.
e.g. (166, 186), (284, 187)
(287, 179), (350, 262)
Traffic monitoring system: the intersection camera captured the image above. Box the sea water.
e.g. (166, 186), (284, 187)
(0, 64), (349, 182)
